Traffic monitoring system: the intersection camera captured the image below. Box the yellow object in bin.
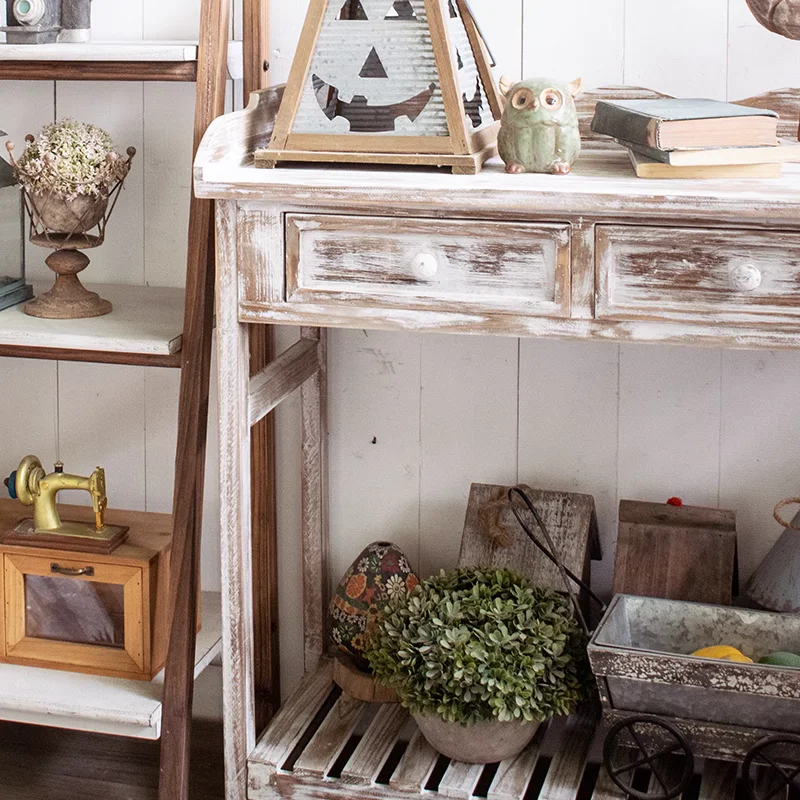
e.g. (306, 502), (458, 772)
(691, 645), (753, 663)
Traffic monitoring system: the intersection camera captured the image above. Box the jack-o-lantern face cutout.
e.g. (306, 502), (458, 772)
(296, 0), (452, 136)
(293, 0), (494, 138)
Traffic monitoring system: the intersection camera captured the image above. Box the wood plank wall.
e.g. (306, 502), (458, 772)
(1, 0), (799, 707)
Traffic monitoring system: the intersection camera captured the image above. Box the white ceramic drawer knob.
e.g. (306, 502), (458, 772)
(410, 253), (439, 281)
(730, 263), (762, 292)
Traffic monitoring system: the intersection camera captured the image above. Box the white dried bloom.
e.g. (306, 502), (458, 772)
(16, 119), (131, 201)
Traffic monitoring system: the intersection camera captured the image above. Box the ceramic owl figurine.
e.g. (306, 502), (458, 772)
(498, 77), (583, 175)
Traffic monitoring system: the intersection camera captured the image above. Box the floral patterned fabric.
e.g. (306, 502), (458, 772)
(330, 541), (418, 670)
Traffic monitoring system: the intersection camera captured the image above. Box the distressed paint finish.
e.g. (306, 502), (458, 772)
(285, 214), (571, 317)
(196, 88), (800, 350)
(597, 225), (800, 326)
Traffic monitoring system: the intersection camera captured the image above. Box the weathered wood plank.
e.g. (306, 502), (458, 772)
(294, 694), (365, 778)
(438, 760), (484, 800)
(300, 327), (329, 671)
(341, 704), (409, 786)
(389, 729), (440, 794)
(249, 338), (321, 426)
(459, 484), (598, 596)
(538, 710), (597, 800)
(646, 756), (688, 797)
(698, 758), (738, 800)
(249, 661), (335, 770)
(591, 765), (628, 800)
(487, 724), (546, 800)
(613, 499), (737, 605)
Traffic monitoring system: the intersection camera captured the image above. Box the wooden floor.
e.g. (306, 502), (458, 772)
(0, 719), (224, 799)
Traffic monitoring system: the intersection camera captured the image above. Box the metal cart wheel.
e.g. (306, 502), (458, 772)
(744, 734), (800, 800)
(603, 715), (695, 800)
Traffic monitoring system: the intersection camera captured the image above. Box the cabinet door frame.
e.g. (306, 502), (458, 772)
(3, 553), (146, 679)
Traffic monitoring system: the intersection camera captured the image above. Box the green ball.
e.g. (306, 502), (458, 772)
(758, 651), (800, 668)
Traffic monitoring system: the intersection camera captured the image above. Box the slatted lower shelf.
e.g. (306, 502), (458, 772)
(247, 659), (741, 800)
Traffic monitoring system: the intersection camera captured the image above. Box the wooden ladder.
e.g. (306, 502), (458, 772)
(157, 0), (277, 797)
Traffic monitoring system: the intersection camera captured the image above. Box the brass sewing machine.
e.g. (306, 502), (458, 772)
(3, 455), (128, 553)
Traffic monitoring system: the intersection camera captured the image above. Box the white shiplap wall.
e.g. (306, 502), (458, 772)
(2, 0), (799, 708)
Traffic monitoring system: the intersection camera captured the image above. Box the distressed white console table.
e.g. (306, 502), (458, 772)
(195, 85), (800, 800)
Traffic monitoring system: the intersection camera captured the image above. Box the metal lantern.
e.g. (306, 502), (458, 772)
(0, 146), (31, 311)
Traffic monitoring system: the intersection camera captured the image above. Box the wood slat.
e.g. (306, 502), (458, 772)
(438, 761), (484, 800)
(300, 327), (329, 671)
(293, 694), (365, 778)
(699, 759), (738, 800)
(157, 0), (229, 796)
(341, 704), (409, 785)
(249, 337), (321, 426)
(390, 729), (440, 794)
(591, 768), (628, 800)
(539, 710), (597, 800)
(488, 724), (547, 800)
(249, 661), (335, 769)
(0, 60), (198, 81)
(243, 0), (279, 737)
(647, 756), (687, 797)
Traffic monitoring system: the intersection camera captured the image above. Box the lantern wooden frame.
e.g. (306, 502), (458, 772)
(256, 0), (503, 174)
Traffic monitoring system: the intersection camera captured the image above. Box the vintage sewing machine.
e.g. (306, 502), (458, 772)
(3, 455), (128, 553)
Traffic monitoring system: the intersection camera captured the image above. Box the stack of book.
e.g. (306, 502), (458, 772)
(591, 98), (800, 178)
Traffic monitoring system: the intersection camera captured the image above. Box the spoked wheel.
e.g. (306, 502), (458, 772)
(744, 735), (800, 800)
(603, 715), (694, 800)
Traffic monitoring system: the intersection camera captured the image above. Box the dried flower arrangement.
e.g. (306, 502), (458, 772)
(15, 119), (130, 201)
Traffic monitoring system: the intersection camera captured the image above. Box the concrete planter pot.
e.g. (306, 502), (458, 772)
(413, 713), (540, 764)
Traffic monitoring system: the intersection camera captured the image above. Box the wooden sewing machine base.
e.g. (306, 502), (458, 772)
(1, 519), (129, 554)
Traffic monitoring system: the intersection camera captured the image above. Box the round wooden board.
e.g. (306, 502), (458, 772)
(332, 655), (399, 704)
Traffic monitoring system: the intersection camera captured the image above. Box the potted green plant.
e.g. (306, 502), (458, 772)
(12, 119), (132, 234)
(365, 567), (590, 763)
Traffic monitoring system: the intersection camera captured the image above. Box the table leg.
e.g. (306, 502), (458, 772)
(300, 327), (329, 672)
(217, 199), (257, 800)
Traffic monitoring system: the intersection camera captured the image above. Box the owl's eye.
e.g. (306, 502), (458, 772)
(540, 89), (564, 111)
(511, 88), (534, 110)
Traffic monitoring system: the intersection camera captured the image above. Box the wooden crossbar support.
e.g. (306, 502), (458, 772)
(157, 0), (230, 796)
(249, 338), (322, 426)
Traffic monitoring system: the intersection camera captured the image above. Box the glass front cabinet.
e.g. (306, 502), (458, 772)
(0, 531), (174, 681)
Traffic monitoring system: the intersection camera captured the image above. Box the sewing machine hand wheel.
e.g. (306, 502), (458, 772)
(6, 455), (45, 506)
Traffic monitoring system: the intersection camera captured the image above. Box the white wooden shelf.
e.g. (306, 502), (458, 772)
(0, 40), (244, 81)
(0, 590), (221, 739)
(0, 283), (184, 366)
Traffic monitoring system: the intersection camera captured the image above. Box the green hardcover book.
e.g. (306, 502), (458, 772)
(592, 98), (778, 150)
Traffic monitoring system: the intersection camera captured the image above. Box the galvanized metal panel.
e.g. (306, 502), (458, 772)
(293, 0), (449, 136)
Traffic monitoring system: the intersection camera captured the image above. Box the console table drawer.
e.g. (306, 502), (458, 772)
(284, 214), (571, 318)
(597, 225), (800, 325)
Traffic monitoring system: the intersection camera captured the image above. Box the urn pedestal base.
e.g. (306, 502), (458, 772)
(25, 248), (112, 319)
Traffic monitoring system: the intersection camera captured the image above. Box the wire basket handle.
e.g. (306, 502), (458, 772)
(507, 486), (606, 637)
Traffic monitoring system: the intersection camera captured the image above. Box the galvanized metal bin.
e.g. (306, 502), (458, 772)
(588, 595), (800, 739)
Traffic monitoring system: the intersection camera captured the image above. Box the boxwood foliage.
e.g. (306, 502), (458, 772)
(365, 567), (590, 725)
